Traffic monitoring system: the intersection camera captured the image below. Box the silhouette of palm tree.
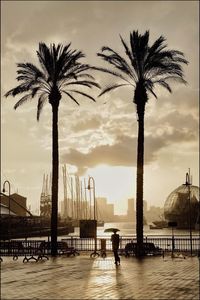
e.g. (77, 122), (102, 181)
(5, 43), (100, 256)
(96, 30), (188, 257)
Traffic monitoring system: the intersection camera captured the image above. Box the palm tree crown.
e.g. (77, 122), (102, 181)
(5, 43), (100, 116)
(97, 30), (188, 105)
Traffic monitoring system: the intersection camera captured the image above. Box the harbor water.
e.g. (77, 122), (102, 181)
(19, 222), (199, 241)
(69, 222), (199, 238)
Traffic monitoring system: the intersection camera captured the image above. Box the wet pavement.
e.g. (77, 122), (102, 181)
(1, 253), (199, 299)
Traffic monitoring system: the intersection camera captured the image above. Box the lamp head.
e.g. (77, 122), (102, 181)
(2, 187), (5, 193)
(87, 185), (91, 190)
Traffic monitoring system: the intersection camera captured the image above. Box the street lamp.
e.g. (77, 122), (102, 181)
(183, 170), (193, 256)
(84, 178), (88, 219)
(87, 176), (99, 257)
(2, 180), (11, 239)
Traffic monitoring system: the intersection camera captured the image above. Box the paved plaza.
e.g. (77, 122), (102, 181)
(1, 253), (199, 300)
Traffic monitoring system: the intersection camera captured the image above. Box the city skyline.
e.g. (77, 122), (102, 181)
(2, 1), (199, 215)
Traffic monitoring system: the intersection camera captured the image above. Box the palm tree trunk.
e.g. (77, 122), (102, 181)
(136, 107), (145, 257)
(51, 104), (59, 256)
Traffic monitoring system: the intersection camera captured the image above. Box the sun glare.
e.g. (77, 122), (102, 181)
(84, 165), (136, 214)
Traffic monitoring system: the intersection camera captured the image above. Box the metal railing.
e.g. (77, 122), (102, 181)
(62, 235), (200, 254)
(1, 236), (199, 261)
(0, 240), (48, 262)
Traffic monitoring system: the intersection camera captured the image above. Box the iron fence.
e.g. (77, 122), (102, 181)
(1, 236), (199, 261)
(61, 235), (200, 253)
(0, 240), (47, 261)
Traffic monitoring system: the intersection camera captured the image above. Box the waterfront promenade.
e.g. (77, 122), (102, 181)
(1, 253), (199, 300)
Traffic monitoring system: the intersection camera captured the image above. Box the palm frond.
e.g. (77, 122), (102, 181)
(155, 75), (187, 85)
(58, 72), (96, 89)
(37, 93), (47, 121)
(61, 64), (89, 80)
(98, 83), (130, 97)
(64, 80), (100, 89)
(5, 88), (16, 97)
(62, 90), (80, 105)
(171, 56), (188, 65)
(91, 66), (133, 85)
(5, 84), (32, 97)
(59, 64), (92, 85)
(60, 50), (85, 78)
(37, 43), (54, 79)
(145, 62), (186, 81)
(68, 90), (96, 102)
(17, 63), (44, 79)
(146, 85), (158, 99)
(98, 47), (136, 80)
(75, 73), (95, 80)
(145, 80), (158, 99)
(14, 94), (33, 109)
(154, 80), (172, 93)
(32, 87), (40, 98)
(148, 35), (167, 54)
(37, 78), (52, 93)
(120, 35), (133, 64)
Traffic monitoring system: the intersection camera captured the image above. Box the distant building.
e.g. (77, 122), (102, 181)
(0, 193), (27, 216)
(107, 204), (114, 221)
(127, 198), (135, 221)
(96, 197), (107, 207)
(96, 197), (107, 220)
(96, 197), (114, 222)
(145, 205), (164, 223)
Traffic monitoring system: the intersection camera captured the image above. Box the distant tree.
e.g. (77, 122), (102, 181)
(96, 30), (188, 256)
(5, 43), (100, 256)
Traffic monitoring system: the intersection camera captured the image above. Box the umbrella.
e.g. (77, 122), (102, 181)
(104, 228), (120, 233)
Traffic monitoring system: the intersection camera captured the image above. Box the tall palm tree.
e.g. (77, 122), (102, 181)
(96, 30), (188, 256)
(5, 43), (100, 256)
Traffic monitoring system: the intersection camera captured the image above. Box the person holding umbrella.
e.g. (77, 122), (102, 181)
(104, 228), (120, 265)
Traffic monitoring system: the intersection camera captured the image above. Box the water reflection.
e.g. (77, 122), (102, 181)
(70, 222), (198, 237)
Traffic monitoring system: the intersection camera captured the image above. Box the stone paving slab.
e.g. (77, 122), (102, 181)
(1, 254), (199, 300)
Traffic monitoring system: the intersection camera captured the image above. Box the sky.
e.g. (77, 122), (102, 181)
(1, 1), (199, 215)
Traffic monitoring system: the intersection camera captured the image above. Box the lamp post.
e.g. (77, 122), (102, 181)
(87, 176), (99, 257)
(183, 170), (192, 256)
(84, 178), (88, 219)
(2, 180), (11, 239)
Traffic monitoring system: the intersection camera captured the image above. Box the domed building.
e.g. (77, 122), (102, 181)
(164, 185), (199, 229)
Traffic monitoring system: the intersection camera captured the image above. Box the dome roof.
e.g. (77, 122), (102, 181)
(164, 185), (199, 228)
(164, 185), (199, 213)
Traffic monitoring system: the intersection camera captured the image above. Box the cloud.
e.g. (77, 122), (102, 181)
(2, 0), (199, 209)
(61, 124), (197, 175)
(72, 117), (101, 132)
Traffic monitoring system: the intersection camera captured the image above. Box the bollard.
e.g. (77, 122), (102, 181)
(100, 239), (106, 258)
